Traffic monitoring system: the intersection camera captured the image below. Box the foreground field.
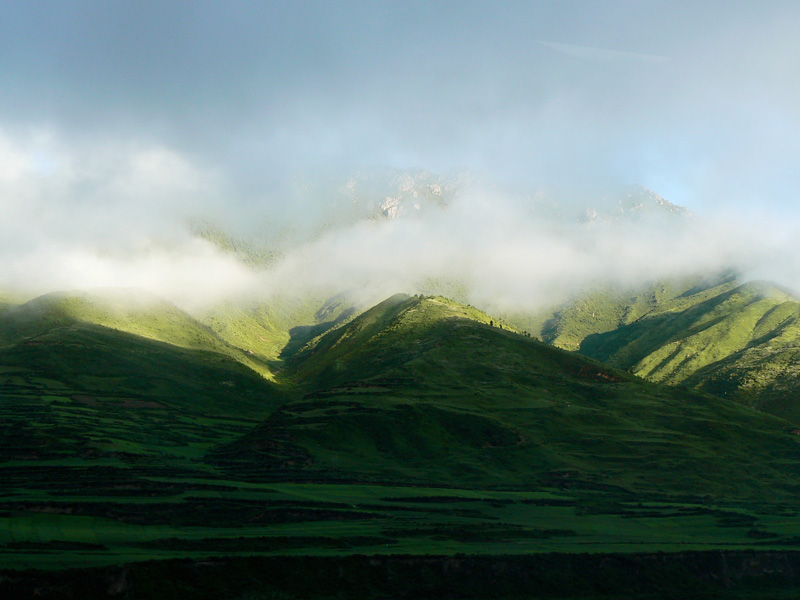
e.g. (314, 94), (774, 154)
(7, 477), (800, 572)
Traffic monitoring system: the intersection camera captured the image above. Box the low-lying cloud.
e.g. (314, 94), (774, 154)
(258, 189), (789, 312)
(2, 3), (800, 316)
(0, 131), (258, 307)
(1, 128), (798, 316)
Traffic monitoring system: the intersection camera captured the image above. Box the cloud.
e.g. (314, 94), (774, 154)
(0, 128), (258, 307)
(251, 185), (800, 313)
(3, 239), (258, 309)
(537, 41), (670, 64)
(1, 3), (800, 314)
(0, 122), (797, 316)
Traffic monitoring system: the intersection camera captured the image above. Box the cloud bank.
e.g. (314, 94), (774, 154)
(0, 130), (258, 307)
(1, 124), (794, 315)
(256, 187), (794, 312)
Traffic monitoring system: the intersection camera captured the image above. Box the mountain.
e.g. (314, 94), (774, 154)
(187, 169), (469, 264)
(502, 277), (704, 351)
(181, 172), (707, 365)
(186, 172), (692, 286)
(578, 274), (800, 422)
(7, 171), (800, 593)
(581, 185), (692, 224)
(7, 288), (800, 594)
(0, 288), (275, 378)
(214, 294), (800, 500)
(181, 174), (705, 362)
(336, 168), (463, 220)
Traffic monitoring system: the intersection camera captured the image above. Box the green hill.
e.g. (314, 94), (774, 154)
(281, 294), (513, 389)
(215, 294), (800, 500)
(8, 289), (800, 583)
(579, 276), (800, 421)
(0, 289), (276, 379)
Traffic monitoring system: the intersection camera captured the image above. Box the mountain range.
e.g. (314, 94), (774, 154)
(3, 174), (800, 598)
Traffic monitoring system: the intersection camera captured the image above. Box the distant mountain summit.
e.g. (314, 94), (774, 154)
(188, 170), (692, 267)
(582, 185), (691, 223)
(338, 168), (464, 220)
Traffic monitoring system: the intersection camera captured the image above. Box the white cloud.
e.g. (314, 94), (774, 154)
(537, 41), (670, 64)
(0, 129), (256, 307)
(1, 125), (798, 316)
(251, 187), (800, 312)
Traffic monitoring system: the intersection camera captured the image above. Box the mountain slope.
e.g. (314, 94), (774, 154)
(0, 289), (276, 378)
(0, 323), (290, 478)
(579, 276), (800, 421)
(280, 294), (509, 390)
(513, 277), (707, 351)
(199, 292), (358, 364)
(214, 294), (800, 500)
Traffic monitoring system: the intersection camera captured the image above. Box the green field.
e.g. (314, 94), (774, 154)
(4, 290), (800, 597)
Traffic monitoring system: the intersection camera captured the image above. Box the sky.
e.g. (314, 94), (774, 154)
(1, 1), (800, 307)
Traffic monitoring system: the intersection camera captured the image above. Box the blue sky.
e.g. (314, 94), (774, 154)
(2, 1), (799, 214)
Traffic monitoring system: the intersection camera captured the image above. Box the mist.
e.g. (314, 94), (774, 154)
(1, 123), (796, 314)
(252, 185), (797, 313)
(1, 3), (799, 312)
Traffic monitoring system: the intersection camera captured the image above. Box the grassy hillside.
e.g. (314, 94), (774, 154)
(579, 276), (800, 421)
(281, 294), (517, 389)
(198, 292), (358, 364)
(0, 287), (363, 380)
(0, 289), (276, 379)
(7, 290), (800, 585)
(214, 294), (800, 501)
(503, 277), (711, 351)
(0, 313), (289, 469)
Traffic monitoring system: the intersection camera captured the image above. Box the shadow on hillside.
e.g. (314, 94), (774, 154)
(578, 284), (752, 367)
(279, 307), (357, 360)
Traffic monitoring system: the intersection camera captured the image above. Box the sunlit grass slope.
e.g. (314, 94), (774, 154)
(579, 277), (800, 421)
(215, 294), (800, 500)
(0, 303), (290, 496)
(518, 277), (712, 351)
(198, 292), (357, 363)
(0, 289), (275, 378)
(0, 287), (292, 464)
(280, 294), (515, 389)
